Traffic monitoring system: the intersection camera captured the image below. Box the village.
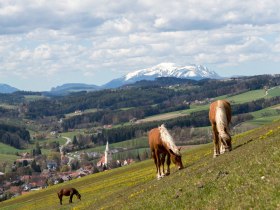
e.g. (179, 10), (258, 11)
(0, 141), (135, 201)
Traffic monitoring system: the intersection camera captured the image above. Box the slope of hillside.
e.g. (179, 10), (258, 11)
(136, 86), (280, 123)
(0, 120), (280, 209)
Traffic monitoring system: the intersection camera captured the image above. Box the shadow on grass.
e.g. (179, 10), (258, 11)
(233, 138), (254, 150)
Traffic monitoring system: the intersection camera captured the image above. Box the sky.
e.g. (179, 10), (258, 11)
(1, 0), (280, 91)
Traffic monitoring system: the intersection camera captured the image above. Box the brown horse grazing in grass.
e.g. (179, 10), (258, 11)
(209, 100), (232, 158)
(57, 188), (81, 205)
(149, 124), (183, 180)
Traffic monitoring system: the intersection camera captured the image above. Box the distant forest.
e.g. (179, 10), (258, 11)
(0, 124), (30, 149)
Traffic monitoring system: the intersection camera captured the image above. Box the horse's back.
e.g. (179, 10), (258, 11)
(209, 100), (231, 124)
(58, 188), (74, 196)
(209, 100), (218, 123)
(148, 128), (160, 148)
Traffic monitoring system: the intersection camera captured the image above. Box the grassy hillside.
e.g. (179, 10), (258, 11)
(0, 120), (280, 209)
(137, 86), (280, 123)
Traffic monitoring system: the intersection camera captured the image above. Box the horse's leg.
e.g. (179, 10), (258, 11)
(155, 150), (162, 180)
(165, 153), (171, 176)
(151, 150), (158, 179)
(160, 153), (166, 177)
(225, 127), (232, 151)
(58, 193), (62, 205)
(69, 193), (73, 203)
(212, 124), (220, 158)
(220, 137), (225, 154)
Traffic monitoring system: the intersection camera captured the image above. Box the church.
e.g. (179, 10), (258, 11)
(97, 141), (112, 169)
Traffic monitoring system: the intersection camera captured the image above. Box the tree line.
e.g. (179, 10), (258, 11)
(0, 124), (30, 149)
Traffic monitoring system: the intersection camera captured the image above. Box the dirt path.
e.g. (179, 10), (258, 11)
(59, 136), (73, 165)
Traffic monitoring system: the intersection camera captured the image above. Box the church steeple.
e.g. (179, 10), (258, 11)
(104, 141), (112, 166)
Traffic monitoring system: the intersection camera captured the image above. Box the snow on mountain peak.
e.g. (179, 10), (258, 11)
(124, 63), (219, 81)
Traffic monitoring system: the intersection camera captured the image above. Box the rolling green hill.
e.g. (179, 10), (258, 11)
(136, 86), (280, 123)
(0, 120), (279, 210)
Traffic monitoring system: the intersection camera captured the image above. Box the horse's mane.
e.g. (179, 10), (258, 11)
(215, 100), (230, 140)
(159, 124), (181, 156)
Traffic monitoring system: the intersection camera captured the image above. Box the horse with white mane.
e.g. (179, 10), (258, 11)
(148, 124), (183, 180)
(209, 100), (232, 158)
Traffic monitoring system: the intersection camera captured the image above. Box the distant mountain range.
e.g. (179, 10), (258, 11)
(102, 63), (220, 88)
(50, 83), (99, 94)
(0, 84), (19, 93)
(0, 63), (221, 94)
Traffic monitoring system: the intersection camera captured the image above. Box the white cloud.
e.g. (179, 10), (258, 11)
(0, 4), (22, 16)
(0, 0), (280, 90)
(34, 44), (52, 59)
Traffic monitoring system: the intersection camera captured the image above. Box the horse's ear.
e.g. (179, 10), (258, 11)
(179, 147), (182, 151)
(169, 149), (175, 155)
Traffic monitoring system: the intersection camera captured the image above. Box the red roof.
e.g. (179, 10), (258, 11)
(97, 155), (105, 167)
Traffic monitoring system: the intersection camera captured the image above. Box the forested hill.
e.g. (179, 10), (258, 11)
(0, 124), (30, 149)
(26, 75), (279, 119)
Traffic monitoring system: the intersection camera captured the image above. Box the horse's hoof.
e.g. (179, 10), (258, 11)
(165, 172), (170, 176)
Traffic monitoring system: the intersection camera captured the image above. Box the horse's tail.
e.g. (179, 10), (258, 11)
(215, 101), (231, 142)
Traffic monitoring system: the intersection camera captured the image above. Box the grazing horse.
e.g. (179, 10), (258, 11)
(57, 188), (81, 205)
(149, 124), (183, 180)
(209, 100), (232, 158)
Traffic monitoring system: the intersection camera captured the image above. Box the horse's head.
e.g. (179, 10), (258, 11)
(225, 137), (232, 152)
(220, 130), (232, 152)
(76, 193), (81, 200)
(169, 147), (183, 170)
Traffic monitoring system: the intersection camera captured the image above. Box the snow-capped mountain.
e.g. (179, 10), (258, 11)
(103, 63), (220, 88)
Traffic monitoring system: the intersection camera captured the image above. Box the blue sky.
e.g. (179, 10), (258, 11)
(0, 0), (280, 91)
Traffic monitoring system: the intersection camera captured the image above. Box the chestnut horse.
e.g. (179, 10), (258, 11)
(209, 100), (232, 158)
(57, 187), (81, 205)
(149, 124), (183, 180)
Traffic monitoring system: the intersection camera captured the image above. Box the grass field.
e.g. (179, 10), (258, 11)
(136, 86), (280, 123)
(268, 86), (280, 97)
(0, 143), (29, 155)
(1, 120), (279, 209)
(0, 103), (17, 110)
(0, 153), (18, 165)
(233, 104), (280, 129)
(0, 136), (68, 164)
(24, 95), (47, 101)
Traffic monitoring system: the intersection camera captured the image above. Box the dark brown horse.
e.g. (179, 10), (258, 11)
(149, 124), (183, 180)
(57, 188), (81, 205)
(209, 100), (232, 158)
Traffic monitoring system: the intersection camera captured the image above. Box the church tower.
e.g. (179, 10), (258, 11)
(104, 141), (112, 167)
